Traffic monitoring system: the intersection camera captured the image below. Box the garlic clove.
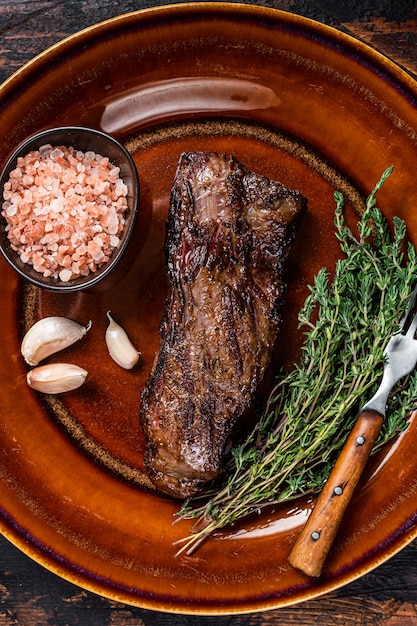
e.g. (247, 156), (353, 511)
(105, 311), (140, 370)
(27, 363), (88, 394)
(21, 316), (92, 366)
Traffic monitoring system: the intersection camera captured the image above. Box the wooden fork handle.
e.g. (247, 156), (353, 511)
(288, 409), (384, 577)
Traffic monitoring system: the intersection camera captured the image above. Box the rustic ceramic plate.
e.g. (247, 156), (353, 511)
(1, 2), (417, 615)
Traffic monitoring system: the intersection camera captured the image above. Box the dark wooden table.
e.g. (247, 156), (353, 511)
(1, 1), (417, 624)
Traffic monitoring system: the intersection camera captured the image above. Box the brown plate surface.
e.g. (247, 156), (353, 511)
(1, 2), (417, 615)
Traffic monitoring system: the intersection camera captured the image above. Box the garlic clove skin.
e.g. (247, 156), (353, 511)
(105, 311), (140, 370)
(27, 363), (88, 394)
(21, 316), (92, 366)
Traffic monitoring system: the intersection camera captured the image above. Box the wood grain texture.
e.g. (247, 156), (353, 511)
(1, 0), (417, 624)
(289, 411), (384, 577)
(1, 533), (417, 625)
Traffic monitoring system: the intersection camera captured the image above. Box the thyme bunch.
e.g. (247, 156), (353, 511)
(175, 168), (417, 555)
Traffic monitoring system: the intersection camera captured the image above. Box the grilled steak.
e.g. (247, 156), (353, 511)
(140, 152), (306, 498)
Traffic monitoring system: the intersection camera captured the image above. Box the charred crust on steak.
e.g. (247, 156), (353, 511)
(140, 152), (307, 499)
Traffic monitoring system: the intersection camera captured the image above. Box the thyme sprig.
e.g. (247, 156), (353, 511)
(174, 167), (417, 555)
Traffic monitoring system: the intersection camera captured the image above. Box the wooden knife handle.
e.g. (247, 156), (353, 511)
(288, 409), (384, 577)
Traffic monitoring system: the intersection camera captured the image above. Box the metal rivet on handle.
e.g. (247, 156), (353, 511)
(356, 435), (365, 445)
(311, 531), (320, 541)
(333, 486), (343, 495)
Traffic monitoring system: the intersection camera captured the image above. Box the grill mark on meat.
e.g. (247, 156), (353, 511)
(140, 152), (307, 498)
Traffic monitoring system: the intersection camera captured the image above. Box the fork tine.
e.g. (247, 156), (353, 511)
(399, 283), (417, 331)
(406, 311), (417, 338)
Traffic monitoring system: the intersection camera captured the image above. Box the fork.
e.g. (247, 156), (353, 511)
(288, 284), (417, 577)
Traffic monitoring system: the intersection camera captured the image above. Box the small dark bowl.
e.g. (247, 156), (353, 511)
(0, 126), (139, 292)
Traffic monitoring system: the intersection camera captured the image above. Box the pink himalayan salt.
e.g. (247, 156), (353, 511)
(1, 144), (129, 282)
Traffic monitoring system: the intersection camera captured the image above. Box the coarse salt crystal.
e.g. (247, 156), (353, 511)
(39, 144), (52, 156)
(9, 168), (22, 179)
(50, 148), (64, 159)
(5, 204), (17, 217)
(59, 268), (72, 282)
